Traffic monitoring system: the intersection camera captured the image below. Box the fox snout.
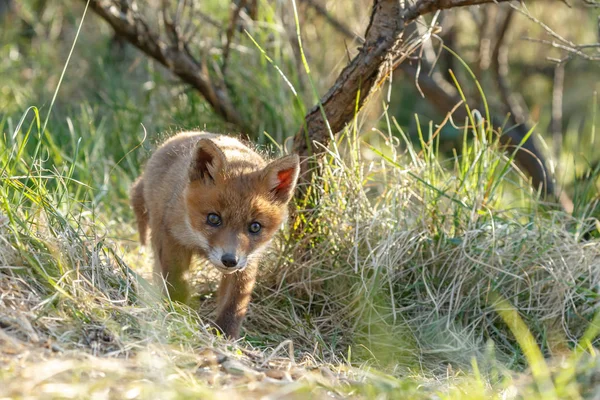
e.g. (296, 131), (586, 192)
(208, 248), (248, 274)
(221, 253), (238, 268)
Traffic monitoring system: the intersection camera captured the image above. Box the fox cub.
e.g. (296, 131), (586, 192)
(130, 131), (299, 338)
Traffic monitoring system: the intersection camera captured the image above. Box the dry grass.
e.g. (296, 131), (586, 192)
(0, 209), (353, 399)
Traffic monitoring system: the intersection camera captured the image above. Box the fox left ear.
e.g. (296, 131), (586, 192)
(189, 138), (226, 183)
(263, 154), (300, 203)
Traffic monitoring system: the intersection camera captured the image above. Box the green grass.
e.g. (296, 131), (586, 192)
(3, 100), (600, 398)
(2, 1), (600, 399)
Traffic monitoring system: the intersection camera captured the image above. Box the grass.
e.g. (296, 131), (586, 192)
(3, 101), (600, 398)
(2, 1), (600, 399)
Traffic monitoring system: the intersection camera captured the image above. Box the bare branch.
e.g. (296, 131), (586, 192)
(85, 0), (247, 131)
(491, 9), (529, 126)
(196, 10), (224, 30)
(513, 2), (600, 61)
(522, 37), (600, 61)
(222, 0), (246, 74)
(298, 0), (574, 211)
(292, 0), (515, 189)
(404, 0), (512, 19)
(476, 7), (494, 76)
(551, 61), (566, 160)
(300, 0), (364, 44)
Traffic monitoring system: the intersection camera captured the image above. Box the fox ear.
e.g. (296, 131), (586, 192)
(189, 138), (226, 183)
(263, 154), (300, 203)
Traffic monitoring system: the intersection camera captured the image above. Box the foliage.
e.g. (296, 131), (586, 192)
(1, 1), (600, 399)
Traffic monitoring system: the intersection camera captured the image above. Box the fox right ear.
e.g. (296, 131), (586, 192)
(189, 139), (226, 183)
(262, 154), (300, 204)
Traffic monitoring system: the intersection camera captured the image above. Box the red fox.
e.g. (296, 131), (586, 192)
(130, 131), (299, 339)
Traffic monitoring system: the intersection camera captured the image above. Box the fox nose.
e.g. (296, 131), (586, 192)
(221, 253), (238, 268)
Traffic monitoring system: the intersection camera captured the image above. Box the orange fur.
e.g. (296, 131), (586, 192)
(130, 131), (299, 338)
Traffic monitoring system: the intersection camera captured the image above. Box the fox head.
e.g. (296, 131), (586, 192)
(184, 138), (299, 274)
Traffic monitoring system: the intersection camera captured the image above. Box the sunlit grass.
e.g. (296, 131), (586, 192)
(3, 95), (600, 397)
(2, 1), (600, 398)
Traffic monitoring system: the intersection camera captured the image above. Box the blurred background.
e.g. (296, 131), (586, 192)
(1, 1), (598, 209)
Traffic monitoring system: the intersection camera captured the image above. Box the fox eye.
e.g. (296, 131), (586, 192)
(249, 222), (261, 234)
(207, 213), (222, 227)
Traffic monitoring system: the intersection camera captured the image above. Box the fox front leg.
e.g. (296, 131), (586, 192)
(151, 232), (192, 304)
(214, 267), (257, 339)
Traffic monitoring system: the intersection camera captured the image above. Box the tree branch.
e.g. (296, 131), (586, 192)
(292, 0), (514, 191)
(222, 0), (246, 74)
(404, 0), (514, 19)
(86, 0), (247, 131)
(298, 0), (574, 212)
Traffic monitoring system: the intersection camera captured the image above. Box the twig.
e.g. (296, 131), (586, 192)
(491, 9), (529, 126)
(222, 0), (247, 74)
(299, 0), (364, 44)
(522, 37), (600, 61)
(476, 7), (493, 76)
(512, 2), (600, 61)
(551, 61), (566, 160)
(404, 0), (512, 19)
